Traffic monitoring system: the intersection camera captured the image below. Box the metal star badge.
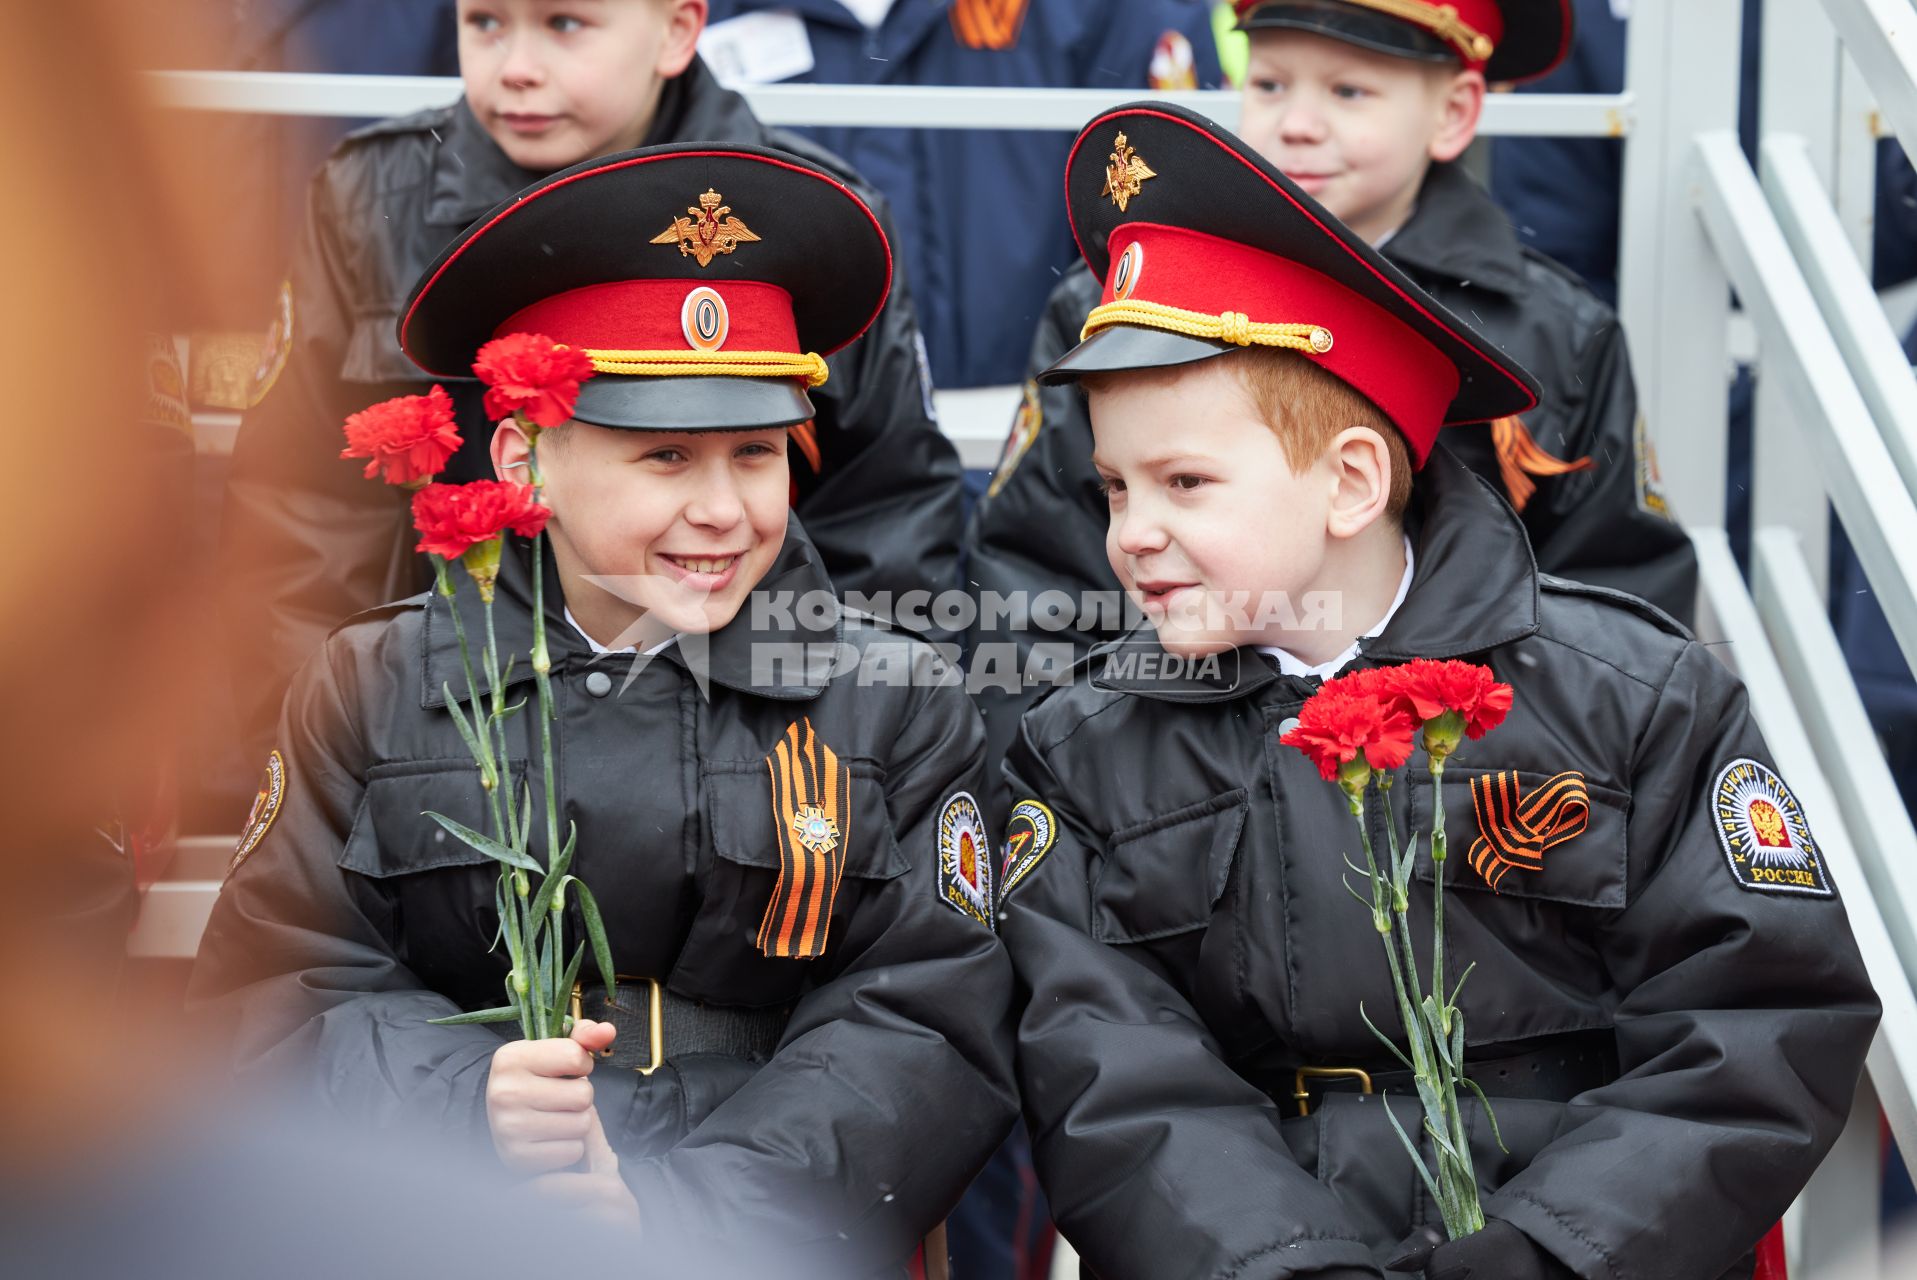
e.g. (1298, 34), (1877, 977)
(1101, 132), (1156, 212)
(650, 189), (762, 268)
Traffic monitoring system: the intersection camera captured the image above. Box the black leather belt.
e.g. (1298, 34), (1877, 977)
(1287, 1032), (1618, 1117)
(571, 978), (790, 1074)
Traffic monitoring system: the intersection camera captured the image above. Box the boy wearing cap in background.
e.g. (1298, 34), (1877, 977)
(997, 102), (1874, 1280)
(964, 0), (1696, 826)
(192, 143), (1013, 1276)
(220, 0), (965, 783)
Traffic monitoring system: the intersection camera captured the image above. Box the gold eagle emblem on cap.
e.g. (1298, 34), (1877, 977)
(650, 189), (762, 268)
(1101, 132), (1156, 212)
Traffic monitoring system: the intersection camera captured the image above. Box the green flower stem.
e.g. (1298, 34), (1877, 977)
(1431, 761), (1450, 1038)
(1354, 808), (1431, 1086)
(434, 558), (505, 838)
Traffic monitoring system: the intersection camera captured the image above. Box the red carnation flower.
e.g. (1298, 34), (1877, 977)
(411, 480), (552, 562)
(1376, 659), (1513, 740)
(1280, 683), (1416, 785)
(340, 385), (462, 486)
(473, 332), (596, 428)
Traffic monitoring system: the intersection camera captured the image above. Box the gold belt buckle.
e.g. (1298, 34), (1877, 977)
(1292, 1066), (1374, 1117)
(569, 975), (667, 1076)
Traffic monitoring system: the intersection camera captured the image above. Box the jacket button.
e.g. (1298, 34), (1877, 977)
(584, 671), (613, 698)
(1278, 716), (1301, 736)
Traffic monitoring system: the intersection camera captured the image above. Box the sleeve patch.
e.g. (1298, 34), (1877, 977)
(227, 750), (287, 880)
(1713, 758), (1833, 897)
(937, 791), (994, 928)
(998, 799), (1058, 903)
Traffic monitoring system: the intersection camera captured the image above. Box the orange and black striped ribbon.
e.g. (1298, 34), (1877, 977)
(1468, 770), (1589, 892)
(1490, 416), (1595, 514)
(756, 718), (852, 959)
(950, 0), (1030, 50)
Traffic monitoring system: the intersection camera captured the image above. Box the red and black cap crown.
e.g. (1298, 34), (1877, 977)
(401, 143), (891, 432)
(1234, 0), (1572, 84)
(1043, 101), (1539, 466)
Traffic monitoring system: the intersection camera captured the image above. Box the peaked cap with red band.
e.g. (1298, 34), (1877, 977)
(401, 143), (891, 432)
(1042, 101), (1539, 465)
(1234, 0), (1572, 84)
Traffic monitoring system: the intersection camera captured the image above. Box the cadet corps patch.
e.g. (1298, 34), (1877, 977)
(1713, 759), (1832, 897)
(938, 791), (994, 927)
(246, 278), (295, 408)
(227, 750), (286, 879)
(1634, 414), (1673, 521)
(986, 381), (1043, 499)
(998, 799), (1058, 902)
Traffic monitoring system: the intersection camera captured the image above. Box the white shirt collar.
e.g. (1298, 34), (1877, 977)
(564, 606), (677, 658)
(1257, 536), (1415, 681)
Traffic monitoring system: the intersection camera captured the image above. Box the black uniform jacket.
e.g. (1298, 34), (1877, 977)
(963, 161), (1698, 821)
(221, 57), (964, 753)
(998, 449), (1876, 1280)
(191, 523), (1015, 1275)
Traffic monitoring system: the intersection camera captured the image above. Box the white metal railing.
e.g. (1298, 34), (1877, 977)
(145, 69), (1633, 137)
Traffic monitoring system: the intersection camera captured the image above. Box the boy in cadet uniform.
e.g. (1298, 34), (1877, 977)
(222, 0), (965, 769)
(997, 102), (1877, 1280)
(192, 144), (1014, 1276)
(964, 0), (1696, 820)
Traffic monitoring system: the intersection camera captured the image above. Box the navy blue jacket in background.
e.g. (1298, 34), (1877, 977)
(705, 0), (1222, 388)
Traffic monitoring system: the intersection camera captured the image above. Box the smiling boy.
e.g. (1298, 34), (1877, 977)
(964, 0), (1695, 823)
(996, 102), (1875, 1280)
(222, 0), (964, 773)
(194, 144), (1014, 1276)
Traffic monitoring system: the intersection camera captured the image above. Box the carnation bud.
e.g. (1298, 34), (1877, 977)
(1336, 756), (1372, 806)
(532, 637), (551, 677)
(1422, 710), (1467, 770)
(510, 969), (528, 996)
(514, 871), (530, 899)
(460, 537), (505, 604)
(552, 884), (566, 913)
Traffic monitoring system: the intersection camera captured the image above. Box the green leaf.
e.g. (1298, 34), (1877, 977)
(1381, 1096), (1444, 1203)
(500, 875), (526, 968)
(423, 810), (543, 871)
(527, 824), (580, 921)
(1423, 997), (1457, 1069)
(551, 940), (587, 1033)
(1459, 1076), (1510, 1154)
(573, 879), (618, 1004)
(1448, 961), (1477, 1009)
(1340, 873), (1374, 911)
(428, 1004), (523, 1025)
(487, 873), (507, 955)
(440, 682), (489, 765)
(1357, 1000), (1416, 1071)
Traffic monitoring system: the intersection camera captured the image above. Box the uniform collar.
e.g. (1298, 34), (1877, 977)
(1257, 536), (1415, 679)
(426, 59), (764, 229)
(421, 519), (843, 708)
(1093, 445), (1538, 703)
(1381, 161), (1530, 299)
(426, 97), (550, 228)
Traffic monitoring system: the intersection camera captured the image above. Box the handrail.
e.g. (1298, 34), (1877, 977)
(1761, 134), (1917, 502)
(141, 69), (1633, 137)
(1697, 529), (1917, 1183)
(1693, 129), (1917, 678)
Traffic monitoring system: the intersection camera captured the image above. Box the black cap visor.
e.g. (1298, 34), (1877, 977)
(569, 372), (816, 432)
(1039, 325), (1237, 386)
(1237, 1), (1458, 64)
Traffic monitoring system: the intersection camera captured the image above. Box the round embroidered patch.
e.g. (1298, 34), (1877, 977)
(937, 791), (993, 928)
(227, 750), (286, 879)
(1000, 799), (1058, 902)
(681, 286), (729, 351)
(1112, 240), (1145, 301)
(1712, 758), (1831, 897)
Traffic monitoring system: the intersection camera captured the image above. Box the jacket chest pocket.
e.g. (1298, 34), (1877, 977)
(670, 761), (908, 1007)
(336, 758), (526, 1002)
(1401, 767), (1629, 909)
(1093, 790), (1248, 945)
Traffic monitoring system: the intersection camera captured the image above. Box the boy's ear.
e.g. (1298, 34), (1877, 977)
(1428, 69), (1486, 165)
(656, 1), (708, 79)
(1324, 426), (1394, 541)
(491, 418), (536, 483)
